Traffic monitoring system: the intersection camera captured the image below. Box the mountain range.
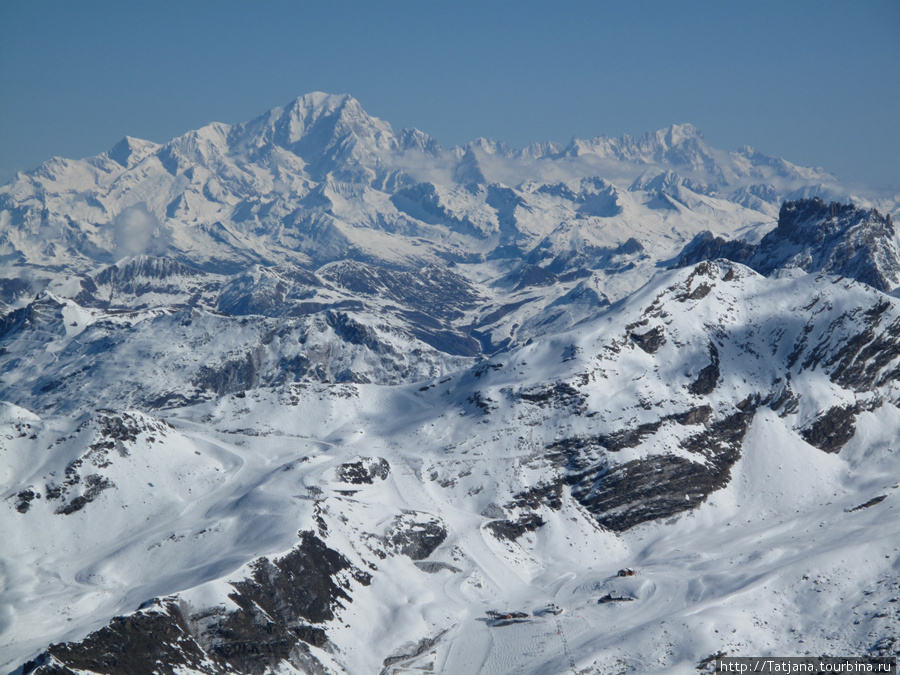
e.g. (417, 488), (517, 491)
(2, 93), (899, 674)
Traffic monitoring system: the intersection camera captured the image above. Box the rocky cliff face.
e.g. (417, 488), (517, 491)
(22, 532), (367, 675)
(677, 198), (900, 292)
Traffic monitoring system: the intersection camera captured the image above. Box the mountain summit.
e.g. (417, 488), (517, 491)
(0, 93), (870, 281)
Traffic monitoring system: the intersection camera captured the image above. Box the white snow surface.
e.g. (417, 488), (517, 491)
(2, 94), (899, 673)
(4, 92), (893, 307)
(3, 263), (899, 673)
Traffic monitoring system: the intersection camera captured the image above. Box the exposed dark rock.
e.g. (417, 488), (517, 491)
(325, 311), (381, 351)
(681, 282), (711, 301)
(688, 343), (720, 396)
(474, 362), (504, 378)
(671, 405), (713, 426)
(292, 625), (328, 649)
(630, 325), (666, 354)
(21, 532), (366, 675)
(24, 601), (219, 675)
(96, 413), (143, 444)
(597, 421), (663, 453)
(0, 276), (36, 308)
(55, 474), (114, 515)
(216, 266), (321, 317)
(847, 495), (887, 512)
(411, 326), (481, 357)
(15, 488), (38, 513)
(509, 482), (563, 511)
(193, 350), (263, 397)
(825, 312), (900, 392)
(517, 382), (587, 413)
(486, 512), (545, 541)
(337, 457), (390, 484)
(0, 293), (69, 343)
(869, 636), (900, 659)
(618, 237), (644, 254)
(768, 384), (801, 416)
(467, 391), (497, 415)
(697, 651), (730, 671)
(318, 260), (481, 322)
(674, 231), (754, 268)
(414, 561), (462, 574)
(572, 456), (711, 531)
(565, 406), (756, 531)
(800, 404), (859, 453)
(510, 264), (558, 290)
(598, 593), (634, 604)
(387, 514), (447, 560)
(680, 403), (757, 459)
(561, 405), (713, 457)
(484, 610), (530, 627)
(453, 147), (487, 186)
(675, 198), (900, 292)
(229, 531), (369, 626)
(380, 630), (448, 672)
(90, 257), (208, 304)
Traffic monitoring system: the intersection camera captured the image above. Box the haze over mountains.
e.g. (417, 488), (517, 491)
(2, 93), (899, 674)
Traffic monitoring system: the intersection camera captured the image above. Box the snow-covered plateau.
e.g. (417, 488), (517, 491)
(1, 93), (899, 674)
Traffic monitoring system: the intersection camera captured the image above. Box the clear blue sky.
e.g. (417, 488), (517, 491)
(1, 0), (898, 194)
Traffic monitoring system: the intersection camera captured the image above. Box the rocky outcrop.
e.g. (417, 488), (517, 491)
(800, 404), (859, 453)
(677, 199), (900, 292)
(385, 513), (447, 560)
(558, 406), (756, 531)
(688, 343), (721, 396)
(337, 457), (390, 484)
(22, 531), (368, 675)
(630, 325), (666, 354)
(486, 512), (545, 541)
(23, 601), (222, 675)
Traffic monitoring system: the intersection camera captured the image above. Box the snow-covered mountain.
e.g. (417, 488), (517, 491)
(2, 94), (900, 674)
(677, 198), (900, 292)
(2, 93), (880, 281)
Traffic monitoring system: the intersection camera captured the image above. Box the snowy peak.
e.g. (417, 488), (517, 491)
(160, 122), (232, 167)
(105, 136), (161, 169)
(279, 93), (386, 141)
(649, 122), (703, 148)
(453, 146), (487, 185)
(562, 123), (708, 163)
(774, 197), (885, 244)
(736, 144), (834, 182)
(465, 137), (517, 158)
(1, 92), (891, 328)
(1, 92), (876, 285)
(629, 168), (704, 194)
(396, 127), (442, 155)
(259, 92), (398, 161)
(766, 198), (900, 290)
(125, 93), (405, 183)
(643, 124), (718, 172)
